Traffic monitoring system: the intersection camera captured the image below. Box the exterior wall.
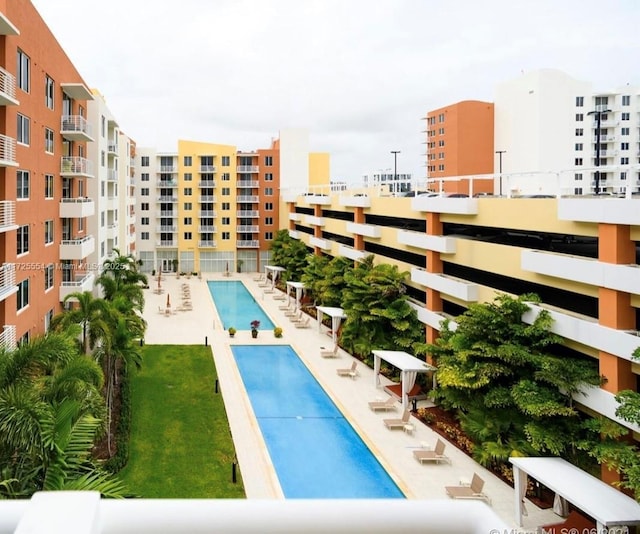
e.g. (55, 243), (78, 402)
(1, 1), (94, 345)
(279, 128), (309, 190)
(308, 152), (330, 188)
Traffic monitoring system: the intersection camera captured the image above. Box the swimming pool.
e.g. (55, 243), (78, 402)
(207, 280), (274, 331)
(232, 344), (404, 499)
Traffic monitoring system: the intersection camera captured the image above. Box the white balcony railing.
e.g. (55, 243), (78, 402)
(0, 263), (16, 302)
(198, 240), (217, 248)
(107, 169), (117, 181)
(236, 165), (259, 173)
(199, 165), (217, 172)
(59, 272), (95, 302)
(237, 195), (259, 203)
(60, 115), (93, 141)
(0, 133), (17, 166)
(61, 156), (94, 177)
(198, 210), (217, 218)
(198, 180), (216, 187)
(199, 195), (216, 202)
(237, 225), (259, 233)
(309, 236), (331, 250)
(59, 198), (95, 219)
(156, 226), (176, 233)
(237, 240), (259, 248)
(304, 215), (325, 226)
(160, 165), (177, 173)
(0, 324), (16, 351)
(198, 226), (217, 233)
(59, 235), (95, 260)
(156, 240), (176, 247)
(338, 245), (368, 262)
(237, 210), (258, 217)
(157, 196), (177, 202)
(0, 200), (16, 232)
(107, 142), (118, 154)
(237, 180), (259, 188)
(0, 65), (18, 105)
(157, 180), (177, 187)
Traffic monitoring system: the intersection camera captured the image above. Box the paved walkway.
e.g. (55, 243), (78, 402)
(142, 273), (560, 530)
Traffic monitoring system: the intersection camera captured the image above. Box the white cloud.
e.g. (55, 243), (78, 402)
(32, 0), (639, 180)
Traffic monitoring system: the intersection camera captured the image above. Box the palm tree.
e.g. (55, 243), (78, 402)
(97, 249), (147, 311)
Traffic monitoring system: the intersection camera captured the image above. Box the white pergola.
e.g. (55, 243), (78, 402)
(285, 281), (305, 310)
(372, 350), (437, 411)
(510, 457), (640, 530)
(316, 306), (347, 345)
(264, 265), (286, 288)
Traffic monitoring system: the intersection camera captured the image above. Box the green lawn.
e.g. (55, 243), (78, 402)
(119, 345), (245, 498)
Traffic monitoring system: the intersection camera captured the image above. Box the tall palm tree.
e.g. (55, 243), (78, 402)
(97, 248), (147, 310)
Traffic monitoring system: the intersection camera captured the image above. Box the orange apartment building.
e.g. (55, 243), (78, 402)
(425, 100), (494, 194)
(0, 1), (94, 346)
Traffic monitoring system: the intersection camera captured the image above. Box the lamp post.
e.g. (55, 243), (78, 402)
(391, 150), (400, 194)
(495, 150), (506, 196)
(587, 108), (611, 195)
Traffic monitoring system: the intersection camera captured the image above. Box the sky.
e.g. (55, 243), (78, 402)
(31, 0), (639, 183)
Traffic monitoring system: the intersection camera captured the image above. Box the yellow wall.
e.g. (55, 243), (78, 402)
(308, 153), (330, 187)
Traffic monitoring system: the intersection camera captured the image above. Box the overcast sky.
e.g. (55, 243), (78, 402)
(32, 0), (638, 182)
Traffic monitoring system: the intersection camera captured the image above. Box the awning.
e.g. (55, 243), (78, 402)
(285, 281), (305, 310)
(510, 456), (640, 529)
(316, 306), (346, 345)
(372, 350), (436, 411)
(264, 265), (286, 288)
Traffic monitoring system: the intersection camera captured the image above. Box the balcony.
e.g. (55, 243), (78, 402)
(156, 240), (176, 248)
(288, 229), (300, 239)
(288, 213), (302, 222)
(107, 223), (118, 238)
(199, 165), (217, 173)
(339, 194), (371, 208)
(237, 210), (258, 218)
(304, 215), (325, 226)
(156, 225), (177, 232)
(0, 66), (18, 106)
(521, 250), (640, 296)
(411, 268), (479, 302)
(157, 195), (177, 202)
(198, 210), (217, 218)
(338, 245), (368, 262)
(157, 210), (177, 218)
(198, 225), (217, 233)
(61, 82), (93, 101)
(59, 198), (95, 218)
(107, 142), (118, 155)
(237, 240), (259, 248)
(237, 180), (259, 188)
(198, 180), (216, 187)
(0, 325), (16, 352)
(0, 133), (17, 167)
(0, 263), (17, 303)
(571, 385), (640, 434)
(0, 200), (17, 233)
(198, 240), (217, 248)
(237, 195), (258, 203)
(59, 235), (95, 260)
(160, 165), (177, 173)
(61, 156), (94, 178)
(397, 230), (456, 253)
(157, 179), (177, 187)
(60, 115), (94, 142)
(236, 165), (259, 173)
(407, 301), (457, 332)
(0, 11), (18, 35)
(558, 197), (639, 225)
(309, 236), (331, 251)
(59, 272), (95, 302)
(237, 225), (259, 233)
(412, 195), (478, 215)
(107, 169), (118, 181)
(346, 222), (381, 239)
(306, 194), (332, 206)
(199, 195), (216, 202)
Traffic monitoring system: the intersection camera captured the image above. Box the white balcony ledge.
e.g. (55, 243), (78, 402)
(397, 230), (456, 253)
(412, 196), (478, 215)
(0, 200), (17, 233)
(304, 215), (325, 226)
(288, 213), (302, 222)
(0, 133), (17, 167)
(288, 230), (300, 239)
(306, 195), (332, 206)
(411, 268), (479, 302)
(407, 301), (458, 331)
(346, 222), (381, 238)
(338, 245), (368, 262)
(0, 66), (18, 106)
(59, 273), (95, 301)
(61, 83), (94, 101)
(309, 236), (331, 250)
(0, 263), (17, 303)
(572, 385), (640, 434)
(59, 198), (95, 218)
(339, 194), (371, 208)
(559, 197), (640, 225)
(59, 236), (95, 260)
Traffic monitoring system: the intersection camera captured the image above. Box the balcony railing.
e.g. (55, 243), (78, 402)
(157, 180), (177, 187)
(237, 195), (259, 203)
(0, 200), (16, 232)
(199, 165), (216, 172)
(0, 65), (18, 106)
(107, 142), (118, 154)
(160, 165), (177, 173)
(157, 196), (177, 202)
(237, 240), (259, 248)
(198, 226), (217, 232)
(0, 133), (17, 166)
(198, 210), (216, 217)
(156, 226), (176, 232)
(107, 169), (117, 181)
(237, 225), (259, 233)
(59, 197), (95, 219)
(0, 324), (16, 351)
(59, 235), (95, 260)
(59, 272), (95, 301)
(61, 156), (94, 178)
(198, 240), (217, 248)
(237, 165), (259, 173)
(199, 195), (216, 202)
(60, 115), (93, 141)
(237, 180), (259, 188)
(237, 210), (258, 217)
(0, 262), (16, 302)
(198, 180), (216, 187)
(156, 240), (176, 247)
(157, 211), (176, 218)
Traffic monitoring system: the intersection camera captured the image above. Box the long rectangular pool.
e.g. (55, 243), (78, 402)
(232, 344), (404, 499)
(207, 280), (274, 331)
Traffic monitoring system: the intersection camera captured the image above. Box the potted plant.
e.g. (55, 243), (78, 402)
(273, 326), (283, 338)
(237, 259), (244, 273)
(250, 320), (260, 338)
(228, 327), (236, 338)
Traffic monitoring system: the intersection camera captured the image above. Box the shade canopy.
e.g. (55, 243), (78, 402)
(285, 281), (305, 310)
(264, 265), (286, 288)
(372, 350), (436, 411)
(510, 456), (640, 529)
(316, 306), (347, 344)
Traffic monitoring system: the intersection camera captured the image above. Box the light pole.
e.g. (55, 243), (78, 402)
(495, 150), (506, 196)
(391, 150), (400, 194)
(587, 108), (611, 195)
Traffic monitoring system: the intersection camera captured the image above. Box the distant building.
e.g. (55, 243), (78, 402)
(362, 171), (412, 194)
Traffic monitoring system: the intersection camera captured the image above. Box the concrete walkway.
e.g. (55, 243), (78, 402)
(142, 272), (560, 530)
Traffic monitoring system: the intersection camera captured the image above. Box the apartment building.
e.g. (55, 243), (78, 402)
(135, 130), (328, 274)
(424, 100), (494, 194)
(0, 2), (97, 347)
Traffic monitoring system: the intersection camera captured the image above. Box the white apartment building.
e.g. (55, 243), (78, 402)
(362, 171), (413, 194)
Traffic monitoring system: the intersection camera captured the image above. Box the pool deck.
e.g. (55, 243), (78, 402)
(143, 273), (560, 530)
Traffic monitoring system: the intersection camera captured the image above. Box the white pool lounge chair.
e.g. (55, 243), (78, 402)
(294, 316), (311, 328)
(368, 396), (397, 412)
(383, 409), (410, 429)
(413, 439), (451, 464)
(320, 345), (339, 358)
(445, 473), (491, 504)
(336, 361), (358, 379)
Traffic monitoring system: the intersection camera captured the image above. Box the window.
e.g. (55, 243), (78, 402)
(265, 173), (273, 181)
(575, 113), (583, 122)
(17, 114), (30, 145)
(141, 173), (149, 181)
(222, 202), (230, 210)
(265, 187), (273, 195)
(575, 143), (583, 151)
(221, 173), (230, 181)
(622, 95), (630, 106)
(574, 158), (583, 166)
(45, 264), (54, 291)
(44, 220), (54, 244)
(265, 232), (273, 240)
(141, 188), (149, 196)
(44, 309), (54, 332)
(141, 232), (149, 240)
(221, 156), (230, 166)
(100, 212), (105, 227)
(101, 115), (105, 137)
(184, 156), (192, 166)
(78, 218), (84, 232)
(45, 75), (54, 109)
(621, 127), (630, 136)
(265, 217), (273, 225)
(17, 170), (29, 199)
(621, 157), (629, 165)
(140, 203), (149, 210)
(575, 96), (584, 107)
(184, 232), (192, 240)
(184, 202), (192, 210)
(141, 217), (149, 225)
(222, 187), (230, 196)
(17, 279), (29, 311)
(621, 171), (627, 181)
(44, 127), (54, 153)
(575, 128), (583, 136)
(621, 142), (629, 151)
(101, 151), (105, 167)
(141, 156), (150, 166)
(438, 164), (444, 171)
(264, 156), (273, 166)
(438, 139), (445, 147)
(17, 49), (30, 92)
(265, 202), (273, 210)
(221, 217), (230, 225)
(45, 174), (54, 198)
(595, 96), (609, 106)
(438, 127), (445, 135)
(184, 172), (192, 181)
(222, 232), (230, 240)
(575, 173), (583, 181)
(622, 112), (630, 121)
(184, 187), (192, 196)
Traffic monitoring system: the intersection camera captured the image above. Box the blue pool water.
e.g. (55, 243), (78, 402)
(207, 281), (274, 331)
(232, 345), (405, 499)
